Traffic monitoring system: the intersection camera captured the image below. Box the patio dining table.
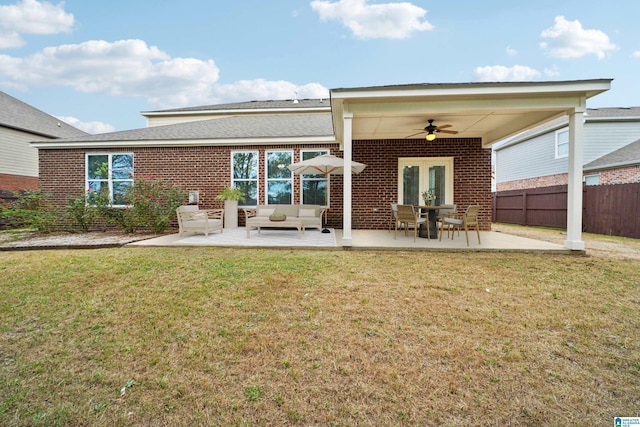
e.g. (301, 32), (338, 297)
(415, 205), (447, 239)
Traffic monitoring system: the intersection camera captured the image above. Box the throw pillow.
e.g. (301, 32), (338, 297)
(298, 208), (317, 217)
(257, 208), (275, 217)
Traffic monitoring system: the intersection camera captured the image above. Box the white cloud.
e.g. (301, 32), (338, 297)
(544, 66), (560, 77)
(0, 0), (74, 48)
(56, 116), (115, 134)
(310, 0), (433, 40)
(473, 65), (541, 82)
(633, 51), (640, 58)
(0, 38), (329, 109)
(211, 79), (329, 105)
(506, 45), (517, 56)
(539, 16), (616, 59)
(0, 39), (219, 101)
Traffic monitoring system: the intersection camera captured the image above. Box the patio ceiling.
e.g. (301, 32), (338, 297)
(330, 80), (612, 148)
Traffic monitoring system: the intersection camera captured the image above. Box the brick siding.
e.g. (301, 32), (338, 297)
(0, 173), (39, 191)
(38, 137), (492, 230)
(496, 164), (640, 192)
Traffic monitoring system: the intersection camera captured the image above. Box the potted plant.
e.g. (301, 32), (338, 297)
(216, 187), (245, 228)
(421, 190), (436, 206)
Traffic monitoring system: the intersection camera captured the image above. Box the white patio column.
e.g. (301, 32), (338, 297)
(342, 112), (354, 246)
(564, 108), (585, 250)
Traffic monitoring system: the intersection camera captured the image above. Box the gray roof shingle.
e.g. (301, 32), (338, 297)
(144, 98), (330, 114)
(584, 139), (640, 170)
(0, 91), (88, 138)
(44, 112), (334, 144)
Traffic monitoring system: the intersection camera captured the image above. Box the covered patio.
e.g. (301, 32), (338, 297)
(330, 79), (612, 250)
(129, 227), (572, 253)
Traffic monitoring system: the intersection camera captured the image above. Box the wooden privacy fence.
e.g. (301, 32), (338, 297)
(492, 183), (640, 239)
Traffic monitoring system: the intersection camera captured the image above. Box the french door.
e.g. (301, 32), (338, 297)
(398, 157), (453, 206)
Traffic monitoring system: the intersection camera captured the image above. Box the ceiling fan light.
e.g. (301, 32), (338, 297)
(426, 132), (436, 141)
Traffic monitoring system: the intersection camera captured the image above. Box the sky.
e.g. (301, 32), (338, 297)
(0, 0), (639, 134)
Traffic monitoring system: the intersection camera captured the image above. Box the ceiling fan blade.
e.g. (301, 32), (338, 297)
(437, 124), (452, 130)
(404, 131), (426, 138)
(438, 129), (458, 134)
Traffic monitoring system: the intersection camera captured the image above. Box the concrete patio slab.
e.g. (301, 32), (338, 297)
(128, 227), (574, 253)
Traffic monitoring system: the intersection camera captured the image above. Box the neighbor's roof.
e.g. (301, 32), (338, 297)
(494, 106), (640, 151)
(0, 91), (88, 138)
(32, 112), (335, 148)
(584, 139), (640, 171)
(143, 98), (330, 115)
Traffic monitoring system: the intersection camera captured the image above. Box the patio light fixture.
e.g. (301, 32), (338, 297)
(426, 131), (436, 141)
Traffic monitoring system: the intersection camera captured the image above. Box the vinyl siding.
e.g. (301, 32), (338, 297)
(583, 121), (640, 163)
(495, 131), (567, 183)
(496, 119), (640, 184)
(0, 127), (40, 177)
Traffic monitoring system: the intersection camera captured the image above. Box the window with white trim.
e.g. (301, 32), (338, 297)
(584, 174), (600, 186)
(86, 153), (133, 206)
(301, 149), (329, 205)
(231, 151), (258, 206)
(266, 150), (293, 204)
(555, 129), (569, 159)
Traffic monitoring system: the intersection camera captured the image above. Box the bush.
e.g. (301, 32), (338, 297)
(0, 190), (60, 233)
(66, 191), (100, 232)
(129, 175), (186, 233)
(87, 176), (186, 234)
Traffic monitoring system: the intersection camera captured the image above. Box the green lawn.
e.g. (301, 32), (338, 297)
(1, 247), (638, 426)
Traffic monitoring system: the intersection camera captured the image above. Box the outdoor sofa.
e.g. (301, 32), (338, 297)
(243, 204), (325, 231)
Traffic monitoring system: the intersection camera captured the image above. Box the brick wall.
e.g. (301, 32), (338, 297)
(352, 138), (492, 230)
(0, 173), (39, 191)
(496, 164), (640, 192)
(39, 137), (492, 230)
(496, 173), (568, 191)
(598, 165), (640, 185)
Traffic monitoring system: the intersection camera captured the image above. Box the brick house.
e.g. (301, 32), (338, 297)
(33, 80), (612, 249)
(0, 91), (87, 193)
(495, 107), (640, 191)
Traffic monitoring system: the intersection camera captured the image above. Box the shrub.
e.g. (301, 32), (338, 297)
(86, 176), (186, 234)
(0, 190), (60, 233)
(129, 175), (186, 233)
(66, 190), (100, 232)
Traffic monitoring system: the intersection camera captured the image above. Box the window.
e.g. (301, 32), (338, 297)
(398, 157), (454, 206)
(266, 151), (293, 204)
(584, 174), (600, 186)
(555, 129), (569, 159)
(301, 149), (329, 205)
(86, 153), (133, 206)
(232, 151), (258, 206)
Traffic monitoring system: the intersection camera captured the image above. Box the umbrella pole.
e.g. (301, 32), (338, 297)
(322, 175), (330, 233)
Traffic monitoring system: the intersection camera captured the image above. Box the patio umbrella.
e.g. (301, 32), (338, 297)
(287, 154), (367, 233)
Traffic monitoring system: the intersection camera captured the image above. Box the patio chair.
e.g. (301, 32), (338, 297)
(436, 204), (457, 239)
(395, 204), (428, 241)
(388, 203), (399, 232)
(439, 205), (481, 246)
(176, 205), (224, 237)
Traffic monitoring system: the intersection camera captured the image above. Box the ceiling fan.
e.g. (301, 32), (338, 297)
(406, 119), (459, 141)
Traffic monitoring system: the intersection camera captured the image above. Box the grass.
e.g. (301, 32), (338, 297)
(0, 246), (638, 426)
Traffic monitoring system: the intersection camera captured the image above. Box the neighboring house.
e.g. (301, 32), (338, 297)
(0, 91), (88, 192)
(32, 79), (612, 249)
(494, 107), (640, 191)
